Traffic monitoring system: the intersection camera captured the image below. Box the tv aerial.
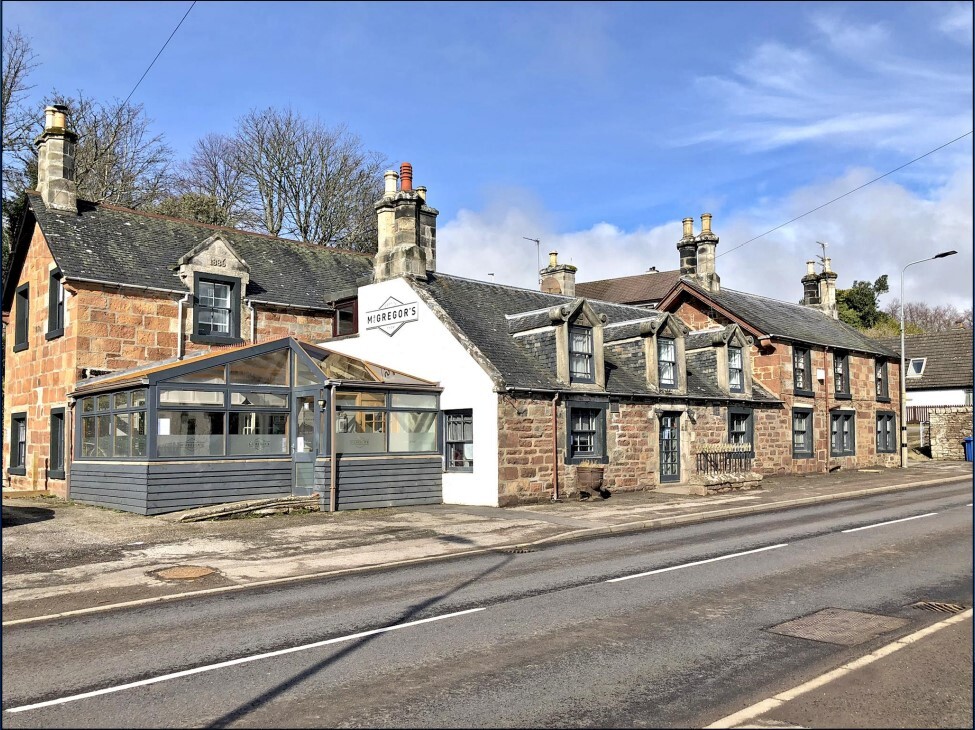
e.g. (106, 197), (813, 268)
(523, 236), (541, 283)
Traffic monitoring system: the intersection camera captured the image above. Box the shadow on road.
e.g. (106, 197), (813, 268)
(1, 505), (55, 528)
(205, 553), (515, 728)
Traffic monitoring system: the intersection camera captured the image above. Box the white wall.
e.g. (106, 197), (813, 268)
(906, 388), (971, 407)
(321, 278), (501, 506)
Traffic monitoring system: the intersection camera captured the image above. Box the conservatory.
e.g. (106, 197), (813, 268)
(68, 338), (442, 515)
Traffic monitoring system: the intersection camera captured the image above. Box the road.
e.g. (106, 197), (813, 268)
(2, 480), (972, 728)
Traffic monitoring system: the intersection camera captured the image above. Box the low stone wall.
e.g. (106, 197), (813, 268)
(930, 406), (973, 460)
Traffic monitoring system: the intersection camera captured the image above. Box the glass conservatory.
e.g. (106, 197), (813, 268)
(68, 338), (442, 515)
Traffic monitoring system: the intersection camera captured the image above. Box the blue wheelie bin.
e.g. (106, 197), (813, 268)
(963, 436), (973, 462)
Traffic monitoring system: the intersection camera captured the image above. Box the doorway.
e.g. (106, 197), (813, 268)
(659, 412), (681, 483)
(293, 388), (321, 495)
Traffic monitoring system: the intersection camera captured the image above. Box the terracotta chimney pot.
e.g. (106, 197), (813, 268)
(400, 162), (413, 192)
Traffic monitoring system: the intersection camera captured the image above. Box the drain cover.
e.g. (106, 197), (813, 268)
(501, 547), (535, 554)
(151, 565), (216, 581)
(912, 601), (970, 614)
(768, 608), (908, 646)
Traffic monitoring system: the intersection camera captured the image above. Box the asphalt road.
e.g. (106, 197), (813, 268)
(2, 480), (972, 729)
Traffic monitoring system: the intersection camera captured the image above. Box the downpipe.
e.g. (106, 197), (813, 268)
(176, 292), (191, 360)
(551, 391), (560, 501)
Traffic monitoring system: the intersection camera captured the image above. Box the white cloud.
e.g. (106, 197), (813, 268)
(937, 1), (973, 44)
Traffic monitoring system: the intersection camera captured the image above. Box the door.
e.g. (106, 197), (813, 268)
(293, 388), (320, 495)
(659, 412), (681, 483)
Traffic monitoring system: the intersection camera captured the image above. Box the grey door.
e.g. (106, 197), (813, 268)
(659, 412), (681, 483)
(293, 388), (320, 495)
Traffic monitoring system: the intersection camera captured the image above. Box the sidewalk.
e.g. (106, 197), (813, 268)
(2, 461), (971, 624)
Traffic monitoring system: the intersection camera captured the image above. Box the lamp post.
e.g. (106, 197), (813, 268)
(899, 250), (957, 467)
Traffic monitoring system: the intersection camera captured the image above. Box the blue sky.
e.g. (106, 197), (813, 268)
(4, 1), (973, 309)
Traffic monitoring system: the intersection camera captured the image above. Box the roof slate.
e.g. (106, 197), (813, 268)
(575, 269), (681, 305)
(877, 330), (974, 391)
(26, 193), (373, 309)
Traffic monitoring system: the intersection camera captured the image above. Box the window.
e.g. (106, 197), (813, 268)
(333, 300), (358, 337)
(566, 402), (607, 464)
(793, 347), (812, 395)
(876, 412), (896, 454)
(833, 352), (850, 398)
(47, 269), (65, 340)
(907, 358), (926, 378)
(728, 346), (744, 393)
(728, 408), (754, 455)
(78, 390), (148, 459)
(14, 283), (29, 352)
(875, 360), (889, 401)
(335, 390), (439, 455)
(569, 326), (594, 383)
(192, 273), (241, 345)
(966, 389), (973, 407)
(658, 337), (677, 389)
(830, 412), (856, 456)
(49, 408), (65, 479)
(792, 408), (813, 458)
(9, 413), (27, 475)
(445, 410), (473, 471)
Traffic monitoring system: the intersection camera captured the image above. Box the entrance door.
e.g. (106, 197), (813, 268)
(659, 412), (681, 483)
(293, 388), (320, 495)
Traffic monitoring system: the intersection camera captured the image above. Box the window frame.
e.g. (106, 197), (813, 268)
(792, 406), (813, 459)
(14, 283), (29, 352)
(191, 272), (242, 346)
(875, 359), (890, 402)
(443, 409), (474, 472)
(46, 268), (65, 340)
(657, 336), (677, 390)
(727, 407), (754, 457)
(49, 407), (66, 479)
(907, 358), (926, 378)
(876, 411), (896, 454)
(9, 412), (27, 475)
(76, 389), (149, 461)
(728, 345), (744, 393)
(565, 400), (608, 465)
(833, 351), (851, 400)
(793, 346), (813, 397)
(830, 411), (856, 457)
(568, 325), (595, 384)
(332, 299), (359, 337)
(335, 389), (440, 456)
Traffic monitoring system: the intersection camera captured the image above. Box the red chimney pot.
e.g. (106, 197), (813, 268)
(400, 162), (413, 191)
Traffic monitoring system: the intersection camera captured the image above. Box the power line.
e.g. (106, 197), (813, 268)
(121, 1), (197, 108)
(716, 130), (974, 259)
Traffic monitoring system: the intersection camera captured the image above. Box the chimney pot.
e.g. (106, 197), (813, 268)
(549, 251), (558, 267)
(400, 162), (413, 192)
(384, 170), (398, 195)
(701, 213), (712, 233)
(416, 186), (426, 202)
(806, 260), (816, 275)
(682, 217), (694, 237)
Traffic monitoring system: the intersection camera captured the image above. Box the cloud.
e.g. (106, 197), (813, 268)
(937, 1), (973, 44)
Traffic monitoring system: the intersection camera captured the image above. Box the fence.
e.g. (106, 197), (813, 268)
(695, 447), (753, 475)
(907, 405), (951, 424)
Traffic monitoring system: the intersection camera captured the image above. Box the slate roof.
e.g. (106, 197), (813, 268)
(416, 273), (778, 403)
(877, 331), (974, 391)
(575, 269), (681, 305)
(673, 279), (899, 358)
(9, 192), (373, 310)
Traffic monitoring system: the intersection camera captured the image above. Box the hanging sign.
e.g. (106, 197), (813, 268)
(364, 296), (419, 337)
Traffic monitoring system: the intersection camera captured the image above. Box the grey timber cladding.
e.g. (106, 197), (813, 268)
(69, 462), (149, 513)
(334, 456), (442, 510)
(24, 193), (373, 309)
(145, 461), (292, 515)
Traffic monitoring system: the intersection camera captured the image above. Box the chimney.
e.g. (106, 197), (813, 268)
(694, 213), (720, 292)
(539, 251), (577, 296)
(818, 257), (839, 319)
(35, 104), (78, 213)
(801, 260), (821, 306)
(677, 217), (697, 276)
(373, 162), (439, 282)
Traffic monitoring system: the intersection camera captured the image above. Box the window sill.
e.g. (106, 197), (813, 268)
(792, 452), (814, 459)
(47, 469), (65, 480)
(12, 342), (28, 353)
(830, 451), (856, 458)
(445, 467), (474, 473)
(7, 467), (26, 476)
(45, 328), (64, 341)
(794, 388), (815, 398)
(190, 334), (244, 346)
(876, 396), (891, 403)
(833, 393), (852, 401)
(565, 454), (609, 466)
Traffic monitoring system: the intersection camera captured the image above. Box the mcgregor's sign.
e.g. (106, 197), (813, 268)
(364, 296), (419, 337)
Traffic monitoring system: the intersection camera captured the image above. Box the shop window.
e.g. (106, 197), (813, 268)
(728, 346), (744, 393)
(658, 337), (677, 389)
(569, 326), (594, 383)
(228, 412), (289, 456)
(14, 284), (29, 352)
(10, 413), (27, 475)
(78, 390), (148, 459)
(47, 269), (65, 340)
(792, 408), (813, 458)
(157, 410), (226, 458)
(830, 412), (856, 456)
(192, 272), (241, 345)
(875, 360), (889, 401)
(445, 410), (473, 471)
(566, 402), (608, 464)
(728, 408), (754, 455)
(833, 352), (850, 399)
(335, 390), (439, 455)
(793, 346), (812, 396)
(876, 412), (896, 453)
(50, 408), (65, 478)
(333, 300), (358, 337)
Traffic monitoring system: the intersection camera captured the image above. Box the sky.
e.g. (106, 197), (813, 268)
(3, 1), (973, 311)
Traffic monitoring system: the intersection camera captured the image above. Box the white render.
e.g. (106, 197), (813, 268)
(321, 277), (501, 506)
(905, 388), (972, 407)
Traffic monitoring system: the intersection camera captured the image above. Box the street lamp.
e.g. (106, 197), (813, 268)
(899, 250), (957, 467)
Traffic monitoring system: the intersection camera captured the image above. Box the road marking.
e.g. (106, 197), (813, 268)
(5, 607), (486, 714)
(841, 512), (938, 533)
(704, 608), (973, 729)
(606, 544), (789, 583)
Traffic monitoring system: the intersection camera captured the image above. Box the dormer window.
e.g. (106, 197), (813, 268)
(569, 326), (594, 383)
(192, 272), (242, 345)
(658, 337), (677, 388)
(728, 346), (744, 393)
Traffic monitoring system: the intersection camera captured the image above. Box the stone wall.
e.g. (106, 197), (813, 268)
(929, 406), (973, 460)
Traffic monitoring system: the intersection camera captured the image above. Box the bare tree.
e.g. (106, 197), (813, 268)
(883, 300), (974, 332)
(2, 29), (39, 160)
(171, 132), (254, 227)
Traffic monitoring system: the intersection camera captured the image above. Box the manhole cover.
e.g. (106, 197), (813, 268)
(151, 565), (216, 581)
(912, 601), (970, 614)
(767, 608), (908, 646)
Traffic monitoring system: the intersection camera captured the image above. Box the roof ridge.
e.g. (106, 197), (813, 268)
(577, 269), (679, 286)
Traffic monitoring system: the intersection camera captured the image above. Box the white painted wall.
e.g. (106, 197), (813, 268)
(906, 388), (971, 407)
(321, 278), (501, 506)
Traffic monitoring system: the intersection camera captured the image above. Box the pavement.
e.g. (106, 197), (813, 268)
(2, 460), (972, 625)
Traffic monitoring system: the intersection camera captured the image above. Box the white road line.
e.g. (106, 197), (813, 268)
(5, 607), (486, 714)
(704, 608), (974, 729)
(606, 544), (789, 583)
(841, 512), (938, 533)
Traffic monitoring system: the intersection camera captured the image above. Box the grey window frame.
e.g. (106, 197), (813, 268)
(49, 407), (66, 478)
(658, 337), (677, 389)
(13, 283), (29, 352)
(332, 299), (358, 337)
(76, 389), (149, 461)
(191, 272), (242, 346)
(444, 409), (473, 472)
(568, 325), (595, 384)
(565, 400), (608, 465)
(833, 352), (851, 399)
(792, 406), (813, 458)
(875, 359), (890, 402)
(46, 268), (65, 340)
(335, 390), (440, 456)
(728, 346), (744, 393)
(830, 411), (856, 456)
(876, 412), (896, 453)
(793, 346), (813, 396)
(727, 407), (754, 456)
(9, 412), (27, 475)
